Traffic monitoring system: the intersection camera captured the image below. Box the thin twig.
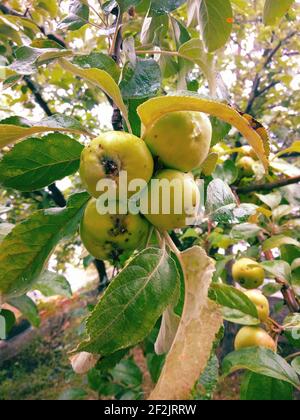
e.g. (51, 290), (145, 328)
(235, 175), (300, 194)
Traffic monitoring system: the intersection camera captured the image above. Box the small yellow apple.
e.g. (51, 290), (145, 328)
(244, 290), (270, 322)
(232, 258), (265, 290)
(234, 326), (276, 352)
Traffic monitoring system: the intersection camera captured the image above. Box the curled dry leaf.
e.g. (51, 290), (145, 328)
(149, 246), (223, 400)
(70, 352), (99, 375)
(155, 305), (180, 355)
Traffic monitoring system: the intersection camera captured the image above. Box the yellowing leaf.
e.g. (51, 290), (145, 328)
(149, 246), (223, 400)
(263, 0), (295, 26)
(0, 115), (92, 149)
(60, 59), (132, 133)
(138, 94), (270, 170)
(263, 235), (300, 252)
(201, 152), (219, 176)
(275, 141), (300, 158)
(0, 67), (17, 82)
(178, 38), (212, 80)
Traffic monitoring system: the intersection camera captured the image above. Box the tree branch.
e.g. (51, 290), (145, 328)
(245, 31), (297, 114)
(48, 184), (67, 207)
(0, 3), (66, 48)
(24, 76), (53, 117)
(236, 175), (300, 194)
(259, 234), (300, 313)
(0, 4), (23, 17)
(110, 8), (123, 132)
(93, 259), (109, 293)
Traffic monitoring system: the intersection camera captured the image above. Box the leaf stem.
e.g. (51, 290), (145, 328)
(109, 8), (122, 58)
(135, 49), (180, 57)
(162, 231), (181, 259)
(285, 352), (300, 362)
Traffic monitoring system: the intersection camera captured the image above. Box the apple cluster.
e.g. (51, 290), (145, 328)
(232, 258), (276, 352)
(79, 111), (212, 262)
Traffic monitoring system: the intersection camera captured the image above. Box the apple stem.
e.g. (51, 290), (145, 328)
(162, 231), (181, 259)
(145, 226), (154, 248)
(155, 230), (165, 251)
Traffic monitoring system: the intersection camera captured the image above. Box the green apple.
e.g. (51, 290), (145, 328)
(141, 169), (200, 231)
(144, 111), (212, 172)
(80, 131), (154, 198)
(80, 198), (150, 261)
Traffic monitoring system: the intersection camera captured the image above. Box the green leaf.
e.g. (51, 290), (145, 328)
(210, 116), (231, 145)
(0, 223), (14, 243)
(120, 58), (161, 100)
(206, 180), (256, 224)
(261, 260), (292, 281)
(10, 46), (73, 75)
(127, 98), (147, 137)
(0, 309), (16, 338)
(78, 248), (180, 355)
(140, 13), (169, 45)
(178, 38), (213, 81)
(35, 271), (72, 298)
(0, 134), (84, 192)
(0, 114), (91, 149)
(206, 179), (237, 214)
(222, 307), (260, 326)
(213, 160), (238, 185)
(209, 283), (259, 325)
(284, 314), (300, 346)
(0, 22), (22, 45)
(262, 235), (300, 252)
(281, 244), (300, 265)
(96, 348), (130, 373)
(241, 372), (294, 400)
(170, 17), (191, 47)
(256, 191), (282, 209)
(59, 59), (131, 132)
(262, 282), (282, 297)
(9, 295), (40, 328)
(199, 0), (233, 52)
(150, 0), (186, 16)
(222, 347), (300, 388)
(72, 52), (120, 82)
(231, 223), (261, 240)
(291, 357), (300, 375)
(0, 192), (89, 299)
(59, 0), (90, 31)
(197, 354), (219, 400)
(112, 358), (143, 388)
(263, 0), (295, 26)
(273, 205), (293, 222)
